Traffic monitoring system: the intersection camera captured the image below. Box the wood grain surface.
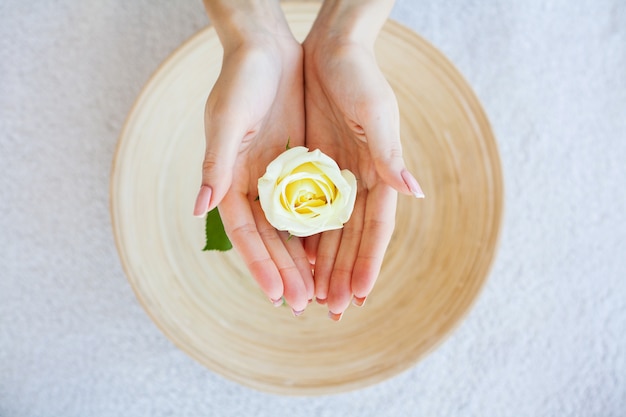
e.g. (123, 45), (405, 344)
(110, 2), (503, 395)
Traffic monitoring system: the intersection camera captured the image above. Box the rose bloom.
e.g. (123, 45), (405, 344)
(258, 146), (357, 237)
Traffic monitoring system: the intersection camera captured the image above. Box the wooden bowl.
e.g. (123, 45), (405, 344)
(110, 2), (503, 395)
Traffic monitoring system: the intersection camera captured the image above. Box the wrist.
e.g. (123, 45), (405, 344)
(203, 0), (295, 52)
(305, 0), (394, 47)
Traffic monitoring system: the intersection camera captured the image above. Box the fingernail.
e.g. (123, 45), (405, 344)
(270, 297), (283, 307)
(401, 170), (425, 198)
(193, 185), (212, 217)
(292, 308), (305, 317)
(328, 311), (343, 321)
(352, 296), (367, 307)
(308, 298), (313, 304)
(316, 297), (327, 305)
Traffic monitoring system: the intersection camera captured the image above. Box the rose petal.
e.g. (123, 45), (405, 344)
(257, 146), (357, 237)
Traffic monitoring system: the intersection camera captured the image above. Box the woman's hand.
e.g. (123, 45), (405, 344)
(302, 0), (424, 320)
(194, 0), (314, 315)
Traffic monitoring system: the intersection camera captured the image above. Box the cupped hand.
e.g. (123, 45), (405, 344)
(302, 37), (424, 319)
(193, 36), (314, 314)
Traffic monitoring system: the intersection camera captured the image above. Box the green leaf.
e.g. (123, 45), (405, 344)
(203, 207), (233, 251)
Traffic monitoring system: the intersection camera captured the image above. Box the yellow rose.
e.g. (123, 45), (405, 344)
(258, 146), (357, 237)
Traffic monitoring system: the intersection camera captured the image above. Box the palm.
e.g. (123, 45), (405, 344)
(205, 42), (314, 313)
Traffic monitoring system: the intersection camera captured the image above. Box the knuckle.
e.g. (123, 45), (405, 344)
(341, 224), (363, 240)
(258, 226), (279, 243)
(291, 253), (310, 267)
(373, 144), (403, 167)
(331, 266), (353, 279)
(202, 151), (220, 172)
(277, 264), (300, 278)
(363, 217), (395, 237)
(227, 222), (256, 240)
(316, 252), (335, 262)
(387, 146), (403, 160)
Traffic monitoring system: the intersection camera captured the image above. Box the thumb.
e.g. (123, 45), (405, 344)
(193, 112), (245, 217)
(361, 111), (425, 199)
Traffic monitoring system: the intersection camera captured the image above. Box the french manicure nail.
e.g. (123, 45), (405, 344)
(270, 297), (283, 307)
(328, 311), (343, 322)
(193, 185), (212, 217)
(401, 169), (425, 199)
(292, 308), (305, 317)
(352, 296), (367, 307)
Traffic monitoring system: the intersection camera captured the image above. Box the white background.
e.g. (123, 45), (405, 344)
(1, 1), (624, 416)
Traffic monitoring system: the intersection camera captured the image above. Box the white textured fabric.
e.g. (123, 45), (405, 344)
(1, 0), (624, 416)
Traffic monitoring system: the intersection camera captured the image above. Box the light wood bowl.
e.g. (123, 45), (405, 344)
(110, 2), (503, 395)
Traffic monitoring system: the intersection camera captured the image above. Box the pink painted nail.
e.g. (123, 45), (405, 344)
(270, 297), (283, 307)
(193, 185), (212, 217)
(328, 311), (343, 322)
(352, 296), (367, 307)
(401, 170), (425, 198)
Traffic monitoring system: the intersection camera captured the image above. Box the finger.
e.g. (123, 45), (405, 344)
(312, 229), (342, 304)
(304, 233), (321, 266)
(193, 184), (213, 217)
(193, 97), (248, 216)
(357, 89), (424, 199)
(351, 184), (397, 298)
(219, 192), (283, 304)
(280, 234), (315, 303)
(326, 191), (366, 317)
(251, 201), (310, 313)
